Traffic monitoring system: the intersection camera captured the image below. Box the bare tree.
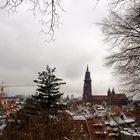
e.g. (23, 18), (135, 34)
(101, 2), (140, 95)
(109, 0), (137, 9)
(0, 0), (64, 41)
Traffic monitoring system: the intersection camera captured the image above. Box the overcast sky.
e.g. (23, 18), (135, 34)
(0, 0), (120, 97)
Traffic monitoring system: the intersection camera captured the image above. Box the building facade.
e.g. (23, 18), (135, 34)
(82, 66), (128, 105)
(83, 66), (92, 103)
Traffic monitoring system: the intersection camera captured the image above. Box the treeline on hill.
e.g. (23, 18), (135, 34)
(1, 65), (73, 140)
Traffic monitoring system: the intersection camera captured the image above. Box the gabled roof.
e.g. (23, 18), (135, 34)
(92, 95), (108, 100)
(111, 94), (127, 100)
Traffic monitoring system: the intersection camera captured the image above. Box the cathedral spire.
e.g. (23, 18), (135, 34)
(86, 65), (89, 72)
(85, 65), (91, 80)
(83, 66), (92, 102)
(112, 88), (115, 94)
(107, 88), (111, 96)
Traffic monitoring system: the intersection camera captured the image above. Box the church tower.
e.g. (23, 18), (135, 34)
(83, 66), (92, 102)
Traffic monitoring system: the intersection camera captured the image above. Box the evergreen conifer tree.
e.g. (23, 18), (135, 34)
(33, 65), (66, 109)
(1, 66), (72, 140)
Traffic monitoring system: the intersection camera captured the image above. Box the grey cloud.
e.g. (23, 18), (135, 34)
(0, 0), (116, 97)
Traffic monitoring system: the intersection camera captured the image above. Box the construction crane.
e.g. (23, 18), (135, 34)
(0, 82), (35, 115)
(0, 81), (35, 96)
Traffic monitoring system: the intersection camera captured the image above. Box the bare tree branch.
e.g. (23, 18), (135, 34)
(0, 0), (64, 41)
(101, 2), (140, 94)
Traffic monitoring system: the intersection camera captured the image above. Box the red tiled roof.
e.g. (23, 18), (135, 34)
(111, 94), (127, 100)
(91, 94), (127, 101)
(92, 95), (107, 100)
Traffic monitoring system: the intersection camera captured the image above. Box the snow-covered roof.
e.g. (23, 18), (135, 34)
(110, 120), (118, 126)
(92, 123), (103, 126)
(65, 110), (73, 116)
(124, 118), (135, 123)
(105, 121), (110, 125)
(97, 105), (105, 110)
(114, 116), (125, 124)
(95, 131), (107, 135)
(121, 130), (132, 136)
(121, 129), (140, 137)
(72, 115), (86, 120)
(97, 112), (106, 117)
(121, 113), (135, 123)
(109, 133), (119, 136)
(84, 114), (93, 119)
